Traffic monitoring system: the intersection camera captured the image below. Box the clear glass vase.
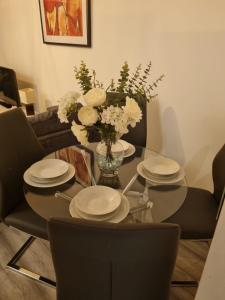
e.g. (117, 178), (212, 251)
(96, 140), (124, 177)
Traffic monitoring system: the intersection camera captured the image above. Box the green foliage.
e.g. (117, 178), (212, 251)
(92, 70), (104, 89)
(116, 62), (130, 93)
(74, 61), (92, 94)
(74, 61), (103, 93)
(74, 61), (164, 102)
(119, 62), (165, 103)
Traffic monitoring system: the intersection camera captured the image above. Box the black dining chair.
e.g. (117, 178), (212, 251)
(163, 143), (225, 287)
(0, 66), (21, 107)
(0, 108), (55, 286)
(164, 143), (225, 239)
(48, 217), (180, 300)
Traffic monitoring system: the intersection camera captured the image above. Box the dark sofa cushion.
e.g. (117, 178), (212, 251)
(27, 106), (78, 154)
(38, 129), (77, 154)
(28, 106), (70, 137)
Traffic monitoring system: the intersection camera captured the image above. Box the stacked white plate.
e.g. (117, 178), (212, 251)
(96, 139), (135, 158)
(24, 159), (75, 187)
(137, 156), (185, 184)
(69, 185), (130, 223)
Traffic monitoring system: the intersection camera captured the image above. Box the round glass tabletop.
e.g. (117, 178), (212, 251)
(24, 143), (187, 224)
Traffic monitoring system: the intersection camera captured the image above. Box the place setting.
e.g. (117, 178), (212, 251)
(54, 170), (153, 223)
(137, 155), (185, 184)
(96, 139), (135, 158)
(23, 158), (75, 188)
(69, 185), (130, 223)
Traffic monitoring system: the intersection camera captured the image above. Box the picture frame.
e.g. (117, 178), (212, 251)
(55, 146), (94, 186)
(38, 0), (91, 47)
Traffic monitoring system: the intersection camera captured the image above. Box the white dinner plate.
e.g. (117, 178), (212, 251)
(69, 194), (130, 223)
(24, 164), (75, 188)
(74, 186), (121, 216)
(142, 156), (180, 176)
(124, 144), (136, 158)
(29, 159), (69, 179)
(137, 161), (185, 184)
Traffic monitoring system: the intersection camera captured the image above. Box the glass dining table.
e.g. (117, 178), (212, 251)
(24, 143), (187, 224)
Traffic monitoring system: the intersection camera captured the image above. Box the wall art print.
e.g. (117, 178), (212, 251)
(39, 0), (91, 47)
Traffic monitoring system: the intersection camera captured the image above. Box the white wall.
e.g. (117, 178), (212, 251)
(0, 0), (224, 190)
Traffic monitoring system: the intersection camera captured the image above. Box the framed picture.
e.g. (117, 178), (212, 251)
(38, 0), (91, 47)
(55, 146), (94, 186)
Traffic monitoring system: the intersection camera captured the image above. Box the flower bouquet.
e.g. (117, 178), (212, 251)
(58, 61), (163, 176)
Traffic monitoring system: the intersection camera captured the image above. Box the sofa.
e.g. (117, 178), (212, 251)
(28, 102), (147, 154)
(28, 106), (78, 154)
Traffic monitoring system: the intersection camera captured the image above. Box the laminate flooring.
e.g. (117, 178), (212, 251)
(0, 223), (209, 300)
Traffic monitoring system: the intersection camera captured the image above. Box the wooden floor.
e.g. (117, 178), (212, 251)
(0, 223), (209, 300)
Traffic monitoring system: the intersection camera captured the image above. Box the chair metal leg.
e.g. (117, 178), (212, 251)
(6, 236), (56, 288)
(171, 280), (198, 287)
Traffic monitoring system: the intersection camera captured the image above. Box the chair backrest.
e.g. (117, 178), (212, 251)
(0, 66), (21, 107)
(87, 100), (147, 147)
(48, 218), (180, 300)
(212, 143), (225, 204)
(0, 108), (44, 220)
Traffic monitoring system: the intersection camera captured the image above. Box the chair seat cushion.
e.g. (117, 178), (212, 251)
(163, 187), (218, 239)
(4, 200), (48, 240)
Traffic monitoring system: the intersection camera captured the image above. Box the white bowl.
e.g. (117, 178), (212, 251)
(29, 159), (69, 179)
(117, 139), (130, 152)
(74, 185), (121, 215)
(70, 193), (130, 223)
(137, 162), (185, 184)
(142, 156), (180, 176)
(96, 139), (129, 154)
(24, 164), (75, 188)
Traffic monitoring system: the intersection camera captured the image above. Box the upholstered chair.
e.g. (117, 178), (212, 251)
(0, 66), (21, 107)
(163, 143), (225, 287)
(0, 108), (54, 286)
(164, 143), (225, 239)
(48, 217), (180, 300)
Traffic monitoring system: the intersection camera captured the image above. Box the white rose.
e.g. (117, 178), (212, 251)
(71, 121), (88, 146)
(123, 96), (142, 127)
(84, 88), (106, 107)
(78, 106), (98, 126)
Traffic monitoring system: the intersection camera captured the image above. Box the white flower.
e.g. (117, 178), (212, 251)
(84, 88), (106, 107)
(100, 105), (129, 136)
(71, 121), (88, 146)
(57, 91), (80, 123)
(114, 117), (129, 135)
(101, 105), (123, 125)
(78, 106), (98, 126)
(122, 96), (142, 127)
